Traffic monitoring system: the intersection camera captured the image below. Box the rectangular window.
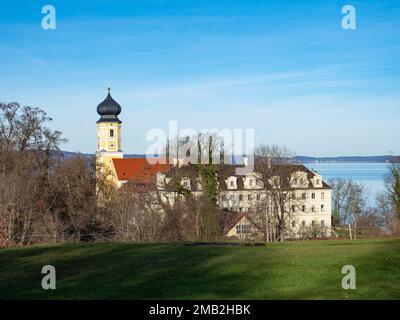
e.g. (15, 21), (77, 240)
(236, 225), (241, 234)
(302, 205), (306, 212)
(237, 224), (250, 234)
(311, 192), (315, 199)
(230, 194), (234, 200)
(321, 204), (325, 212)
(312, 220), (315, 227)
(239, 194), (243, 201)
(256, 194), (260, 201)
(291, 205), (295, 213)
(321, 192), (325, 200)
(302, 220), (306, 227)
(248, 194), (252, 201)
(312, 205), (316, 212)
(302, 193), (306, 200)
(292, 221), (296, 228)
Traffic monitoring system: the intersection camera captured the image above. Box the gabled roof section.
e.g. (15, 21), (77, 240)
(112, 158), (171, 183)
(221, 211), (263, 234)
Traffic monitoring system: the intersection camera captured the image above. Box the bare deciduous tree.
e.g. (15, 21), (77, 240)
(252, 145), (304, 242)
(103, 182), (163, 242)
(329, 178), (367, 239)
(384, 157), (400, 219)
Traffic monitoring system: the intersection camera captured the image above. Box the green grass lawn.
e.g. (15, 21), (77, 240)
(0, 239), (399, 300)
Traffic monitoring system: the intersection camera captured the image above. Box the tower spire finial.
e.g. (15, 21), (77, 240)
(107, 85), (111, 94)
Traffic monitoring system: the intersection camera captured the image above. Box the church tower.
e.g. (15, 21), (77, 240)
(96, 87), (123, 181)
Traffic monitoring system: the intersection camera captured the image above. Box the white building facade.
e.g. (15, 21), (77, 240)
(156, 163), (332, 240)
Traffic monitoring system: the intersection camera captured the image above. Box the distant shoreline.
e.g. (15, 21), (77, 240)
(299, 160), (389, 163)
(297, 155), (397, 164)
(61, 151), (398, 164)
(301, 160), (391, 164)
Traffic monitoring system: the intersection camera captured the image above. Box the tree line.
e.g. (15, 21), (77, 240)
(0, 102), (399, 247)
(329, 160), (400, 239)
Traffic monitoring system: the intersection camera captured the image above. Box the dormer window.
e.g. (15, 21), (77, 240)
(226, 176), (237, 189)
(272, 176), (280, 185)
(312, 175), (322, 188)
(182, 178), (190, 188)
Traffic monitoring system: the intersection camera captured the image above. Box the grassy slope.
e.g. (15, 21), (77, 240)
(0, 239), (399, 300)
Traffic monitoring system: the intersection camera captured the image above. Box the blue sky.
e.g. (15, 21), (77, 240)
(0, 0), (399, 156)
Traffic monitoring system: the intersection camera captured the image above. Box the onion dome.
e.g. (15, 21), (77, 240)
(96, 86), (122, 123)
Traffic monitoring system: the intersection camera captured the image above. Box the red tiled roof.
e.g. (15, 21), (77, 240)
(112, 158), (172, 183)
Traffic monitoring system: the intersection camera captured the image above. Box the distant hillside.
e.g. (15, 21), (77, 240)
(61, 151), (397, 163)
(62, 152), (148, 159)
(295, 155), (397, 163)
(62, 151), (94, 159)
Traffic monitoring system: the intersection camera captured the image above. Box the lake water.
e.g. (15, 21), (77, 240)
(304, 162), (388, 205)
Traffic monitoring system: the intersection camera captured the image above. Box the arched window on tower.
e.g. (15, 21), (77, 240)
(110, 129), (114, 137)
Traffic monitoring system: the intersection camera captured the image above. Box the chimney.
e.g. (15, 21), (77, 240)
(243, 155), (248, 167)
(220, 140), (225, 165)
(208, 135), (213, 164)
(186, 147), (191, 165)
(198, 133), (202, 164)
(166, 139), (170, 165)
(173, 158), (184, 167)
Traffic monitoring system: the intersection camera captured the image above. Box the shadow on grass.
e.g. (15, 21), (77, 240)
(0, 243), (267, 299)
(1, 239), (399, 300)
